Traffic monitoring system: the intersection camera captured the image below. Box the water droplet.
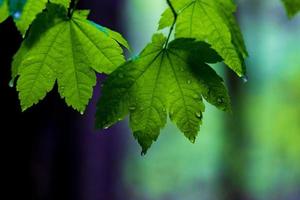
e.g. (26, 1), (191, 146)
(104, 126), (110, 130)
(118, 118), (122, 121)
(187, 80), (191, 84)
(217, 98), (224, 104)
(9, 79), (14, 88)
(190, 136), (196, 144)
(13, 11), (21, 19)
(241, 75), (248, 83)
(195, 112), (202, 119)
(80, 111), (84, 115)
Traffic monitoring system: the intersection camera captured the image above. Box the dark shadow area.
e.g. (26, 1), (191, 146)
(1, 1), (125, 200)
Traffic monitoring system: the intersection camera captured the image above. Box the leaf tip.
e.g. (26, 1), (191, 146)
(189, 136), (196, 144)
(241, 75), (248, 83)
(21, 106), (28, 112)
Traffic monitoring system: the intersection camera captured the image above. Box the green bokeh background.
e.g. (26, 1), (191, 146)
(118, 0), (300, 199)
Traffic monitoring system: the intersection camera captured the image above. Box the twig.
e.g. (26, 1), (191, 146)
(164, 0), (178, 49)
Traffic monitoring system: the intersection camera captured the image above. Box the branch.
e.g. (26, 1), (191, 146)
(164, 0), (178, 48)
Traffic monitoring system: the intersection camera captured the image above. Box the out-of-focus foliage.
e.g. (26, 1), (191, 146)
(0, 0), (9, 23)
(282, 0), (300, 18)
(123, 0), (300, 199)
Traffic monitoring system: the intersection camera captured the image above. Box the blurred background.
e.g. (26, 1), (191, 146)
(1, 0), (300, 200)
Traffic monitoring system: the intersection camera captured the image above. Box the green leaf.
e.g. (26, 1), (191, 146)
(11, 43), (28, 86)
(50, 0), (71, 8)
(96, 34), (230, 153)
(15, 7), (127, 112)
(56, 22), (97, 113)
(89, 20), (130, 50)
(159, 0), (247, 76)
(10, 0), (48, 35)
(0, 0), (9, 23)
(214, 0), (248, 58)
(72, 14), (127, 73)
(11, 3), (66, 86)
(282, 0), (300, 18)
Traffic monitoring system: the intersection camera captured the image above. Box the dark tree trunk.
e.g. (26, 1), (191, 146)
(219, 1), (262, 199)
(1, 1), (126, 200)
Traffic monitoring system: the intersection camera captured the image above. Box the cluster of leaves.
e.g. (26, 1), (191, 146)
(2, 0), (298, 153)
(282, 0), (300, 18)
(96, 0), (249, 154)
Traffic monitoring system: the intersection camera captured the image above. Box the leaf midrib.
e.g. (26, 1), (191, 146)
(21, 22), (66, 103)
(167, 50), (198, 133)
(72, 19), (119, 68)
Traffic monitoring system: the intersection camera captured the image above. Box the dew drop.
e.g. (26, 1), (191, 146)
(104, 126), (110, 130)
(187, 80), (191, 84)
(9, 79), (14, 88)
(195, 112), (202, 119)
(241, 75), (248, 83)
(217, 98), (224, 104)
(13, 11), (21, 19)
(190, 137), (196, 144)
(80, 111), (84, 115)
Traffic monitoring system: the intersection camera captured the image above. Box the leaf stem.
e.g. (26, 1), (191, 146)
(164, 0), (178, 49)
(68, 0), (80, 18)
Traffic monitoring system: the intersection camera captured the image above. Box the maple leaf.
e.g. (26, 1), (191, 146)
(159, 0), (248, 76)
(13, 3), (128, 113)
(96, 34), (230, 153)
